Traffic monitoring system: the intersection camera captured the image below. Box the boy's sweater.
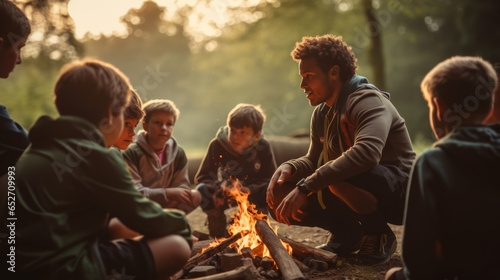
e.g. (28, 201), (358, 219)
(123, 131), (190, 207)
(402, 123), (500, 280)
(195, 126), (277, 208)
(15, 116), (192, 280)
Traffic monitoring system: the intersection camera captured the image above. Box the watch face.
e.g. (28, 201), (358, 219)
(296, 179), (310, 195)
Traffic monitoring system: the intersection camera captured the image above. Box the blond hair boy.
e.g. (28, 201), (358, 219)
(124, 99), (201, 213)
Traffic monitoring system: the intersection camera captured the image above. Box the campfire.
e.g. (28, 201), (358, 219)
(173, 180), (338, 280)
(214, 180), (293, 260)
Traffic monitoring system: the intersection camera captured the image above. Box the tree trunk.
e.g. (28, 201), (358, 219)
(362, 0), (386, 90)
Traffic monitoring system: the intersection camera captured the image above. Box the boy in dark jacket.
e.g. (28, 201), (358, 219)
(386, 56), (500, 280)
(15, 59), (192, 280)
(195, 103), (277, 238)
(0, 1), (31, 273)
(0, 0), (30, 176)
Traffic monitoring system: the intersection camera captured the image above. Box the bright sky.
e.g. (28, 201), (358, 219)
(68, 0), (167, 38)
(68, 0), (268, 40)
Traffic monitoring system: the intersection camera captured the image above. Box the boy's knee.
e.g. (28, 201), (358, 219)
(169, 235), (191, 258)
(148, 234), (191, 278)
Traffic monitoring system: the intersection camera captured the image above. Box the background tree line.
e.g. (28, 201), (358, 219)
(2, 0), (499, 155)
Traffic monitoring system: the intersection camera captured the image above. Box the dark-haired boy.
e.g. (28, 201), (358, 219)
(15, 59), (192, 280)
(113, 89), (144, 151)
(195, 103), (277, 238)
(0, 1), (31, 273)
(1, 0), (30, 180)
(386, 56), (500, 280)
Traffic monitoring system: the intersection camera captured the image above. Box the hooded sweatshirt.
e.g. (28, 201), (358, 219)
(402, 123), (500, 280)
(286, 75), (415, 190)
(123, 131), (190, 207)
(195, 126), (277, 209)
(14, 116), (192, 280)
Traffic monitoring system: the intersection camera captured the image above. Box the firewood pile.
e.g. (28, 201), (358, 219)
(173, 221), (338, 280)
(174, 180), (338, 280)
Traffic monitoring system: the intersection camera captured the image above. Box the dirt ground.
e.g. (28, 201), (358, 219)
(186, 207), (403, 280)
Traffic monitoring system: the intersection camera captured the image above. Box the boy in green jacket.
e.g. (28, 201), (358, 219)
(15, 59), (192, 280)
(386, 57), (500, 280)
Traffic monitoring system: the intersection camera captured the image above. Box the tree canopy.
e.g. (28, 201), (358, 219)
(2, 0), (499, 154)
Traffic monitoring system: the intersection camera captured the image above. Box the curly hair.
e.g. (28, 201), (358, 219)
(291, 35), (358, 82)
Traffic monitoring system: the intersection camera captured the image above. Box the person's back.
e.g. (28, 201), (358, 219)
(405, 124), (500, 279)
(16, 59), (192, 280)
(386, 56), (500, 280)
(16, 115), (134, 277)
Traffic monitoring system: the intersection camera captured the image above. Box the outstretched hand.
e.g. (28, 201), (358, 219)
(166, 188), (193, 207)
(274, 187), (309, 226)
(266, 164), (292, 210)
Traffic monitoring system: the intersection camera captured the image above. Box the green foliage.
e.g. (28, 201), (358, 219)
(0, 57), (61, 130)
(3, 0), (499, 152)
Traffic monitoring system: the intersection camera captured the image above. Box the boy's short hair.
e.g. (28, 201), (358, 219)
(291, 34), (358, 83)
(125, 90), (144, 120)
(227, 103), (266, 134)
(421, 56), (498, 119)
(142, 99), (180, 124)
(54, 59), (131, 126)
(0, 0), (31, 46)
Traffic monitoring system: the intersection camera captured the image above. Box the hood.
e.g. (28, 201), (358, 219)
(341, 74), (388, 99)
(318, 75), (390, 115)
(28, 115), (105, 147)
(435, 123), (500, 173)
(135, 130), (179, 166)
(215, 125), (262, 157)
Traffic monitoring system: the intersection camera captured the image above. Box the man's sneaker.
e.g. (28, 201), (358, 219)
(316, 232), (363, 256)
(356, 228), (397, 265)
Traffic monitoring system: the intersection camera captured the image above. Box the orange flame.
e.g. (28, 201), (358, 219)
(208, 179), (293, 260)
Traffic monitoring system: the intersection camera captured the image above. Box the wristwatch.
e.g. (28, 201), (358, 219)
(296, 178), (311, 195)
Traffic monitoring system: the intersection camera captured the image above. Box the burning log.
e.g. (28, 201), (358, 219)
(191, 240), (215, 257)
(279, 235), (338, 266)
(178, 230), (249, 278)
(255, 219), (305, 280)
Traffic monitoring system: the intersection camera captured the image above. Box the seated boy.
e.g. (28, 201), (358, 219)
(386, 56), (500, 280)
(124, 99), (201, 214)
(15, 59), (192, 280)
(0, 0), (31, 176)
(0, 1), (30, 272)
(195, 103), (277, 238)
(112, 89), (144, 151)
